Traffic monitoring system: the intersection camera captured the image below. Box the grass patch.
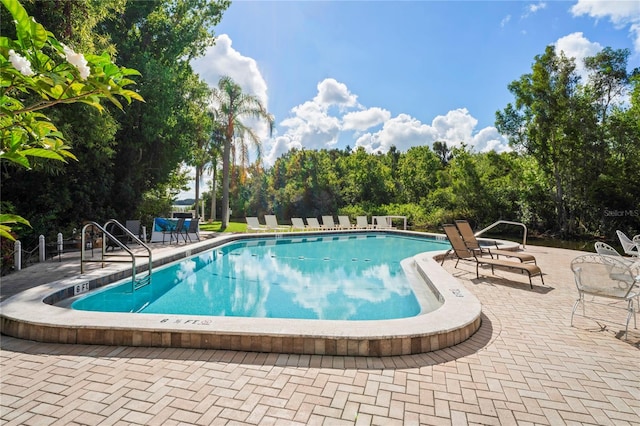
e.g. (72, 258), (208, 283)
(199, 220), (247, 233)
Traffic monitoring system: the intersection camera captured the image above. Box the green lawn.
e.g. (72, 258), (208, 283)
(199, 220), (247, 233)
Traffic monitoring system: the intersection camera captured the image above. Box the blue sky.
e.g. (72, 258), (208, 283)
(183, 0), (640, 198)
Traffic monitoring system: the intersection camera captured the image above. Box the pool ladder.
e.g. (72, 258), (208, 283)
(80, 219), (153, 292)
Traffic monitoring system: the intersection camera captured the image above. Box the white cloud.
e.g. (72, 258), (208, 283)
(571, 0), (640, 53)
(500, 15), (511, 28)
(191, 34), (272, 143)
(471, 127), (512, 153)
(190, 36), (511, 173)
(354, 114), (439, 153)
(280, 100), (342, 149)
(313, 78), (359, 110)
(554, 32), (602, 79)
(353, 109), (510, 155)
(342, 107), (391, 132)
(522, 2), (547, 18)
(263, 135), (302, 167)
(192, 34), (269, 107)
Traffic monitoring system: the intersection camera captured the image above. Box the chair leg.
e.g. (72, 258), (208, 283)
(441, 249), (451, 265)
(623, 299), (635, 340)
(570, 295), (583, 326)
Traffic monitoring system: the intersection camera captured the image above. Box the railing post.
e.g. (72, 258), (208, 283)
(39, 234), (46, 262)
(14, 240), (21, 271)
(57, 233), (63, 253)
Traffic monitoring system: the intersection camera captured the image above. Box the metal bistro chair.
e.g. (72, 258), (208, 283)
(161, 218), (184, 244)
(184, 218), (200, 243)
(570, 254), (639, 339)
(616, 230), (640, 257)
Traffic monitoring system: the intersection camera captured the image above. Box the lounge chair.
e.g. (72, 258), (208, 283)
(616, 230), (639, 257)
(265, 215), (290, 231)
(338, 216), (353, 229)
(246, 217), (267, 232)
(442, 224), (544, 288)
(321, 216), (337, 230)
(306, 218), (321, 230)
(570, 254), (638, 339)
(373, 216), (394, 229)
(356, 216), (371, 229)
(455, 220), (537, 264)
(291, 218), (307, 231)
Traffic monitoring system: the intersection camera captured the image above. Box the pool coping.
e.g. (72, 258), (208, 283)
(0, 230), (494, 356)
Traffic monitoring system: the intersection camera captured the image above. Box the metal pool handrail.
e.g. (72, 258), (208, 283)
(81, 220), (153, 291)
(474, 220), (527, 248)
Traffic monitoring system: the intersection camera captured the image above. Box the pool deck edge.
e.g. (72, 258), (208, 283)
(1, 231), (483, 356)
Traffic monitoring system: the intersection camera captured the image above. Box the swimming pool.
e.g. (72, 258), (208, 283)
(0, 230), (485, 356)
(71, 234), (447, 320)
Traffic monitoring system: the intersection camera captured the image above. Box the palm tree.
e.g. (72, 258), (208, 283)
(211, 76), (274, 228)
(206, 120), (224, 221)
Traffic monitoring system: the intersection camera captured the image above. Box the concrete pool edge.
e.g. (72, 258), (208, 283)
(1, 230), (484, 356)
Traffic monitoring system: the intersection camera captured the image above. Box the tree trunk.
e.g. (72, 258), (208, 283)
(553, 162), (567, 237)
(210, 166), (217, 222)
(221, 137), (231, 229)
(194, 165), (201, 220)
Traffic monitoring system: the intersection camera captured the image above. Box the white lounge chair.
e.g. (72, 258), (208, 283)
(338, 216), (353, 229)
(570, 254), (639, 339)
(291, 218), (307, 231)
(373, 216), (394, 229)
(265, 215), (290, 231)
(616, 230), (639, 257)
(246, 217), (267, 232)
(356, 216), (370, 229)
(306, 218), (321, 230)
(321, 216), (337, 230)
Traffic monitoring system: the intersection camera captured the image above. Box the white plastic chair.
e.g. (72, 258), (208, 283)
(265, 215), (290, 231)
(306, 218), (321, 230)
(246, 217), (267, 232)
(337, 216), (353, 229)
(570, 254), (639, 339)
(356, 216), (370, 229)
(321, 216), (337, 230)
(291, 218), (307, 231)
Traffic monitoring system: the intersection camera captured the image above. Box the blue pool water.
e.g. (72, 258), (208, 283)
(72, 233), (450, 320)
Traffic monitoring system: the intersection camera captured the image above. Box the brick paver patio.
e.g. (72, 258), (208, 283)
(1, 243), (639, 425)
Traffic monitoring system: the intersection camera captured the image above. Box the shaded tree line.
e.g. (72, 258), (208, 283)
(1, 0), (230, 244)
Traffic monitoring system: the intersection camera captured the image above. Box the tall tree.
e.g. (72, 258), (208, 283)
(211, 76), (274, 228)
(584, 47), (635, 125)
(337, 148), (393, 207)
(206, 120), (224, 221)
(104, 0), (229, 219)
(496, 45), (581, 235)
(182, 75), (213, 220)
(432, 141), (452, 166)
(397, 145), (441, 204)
